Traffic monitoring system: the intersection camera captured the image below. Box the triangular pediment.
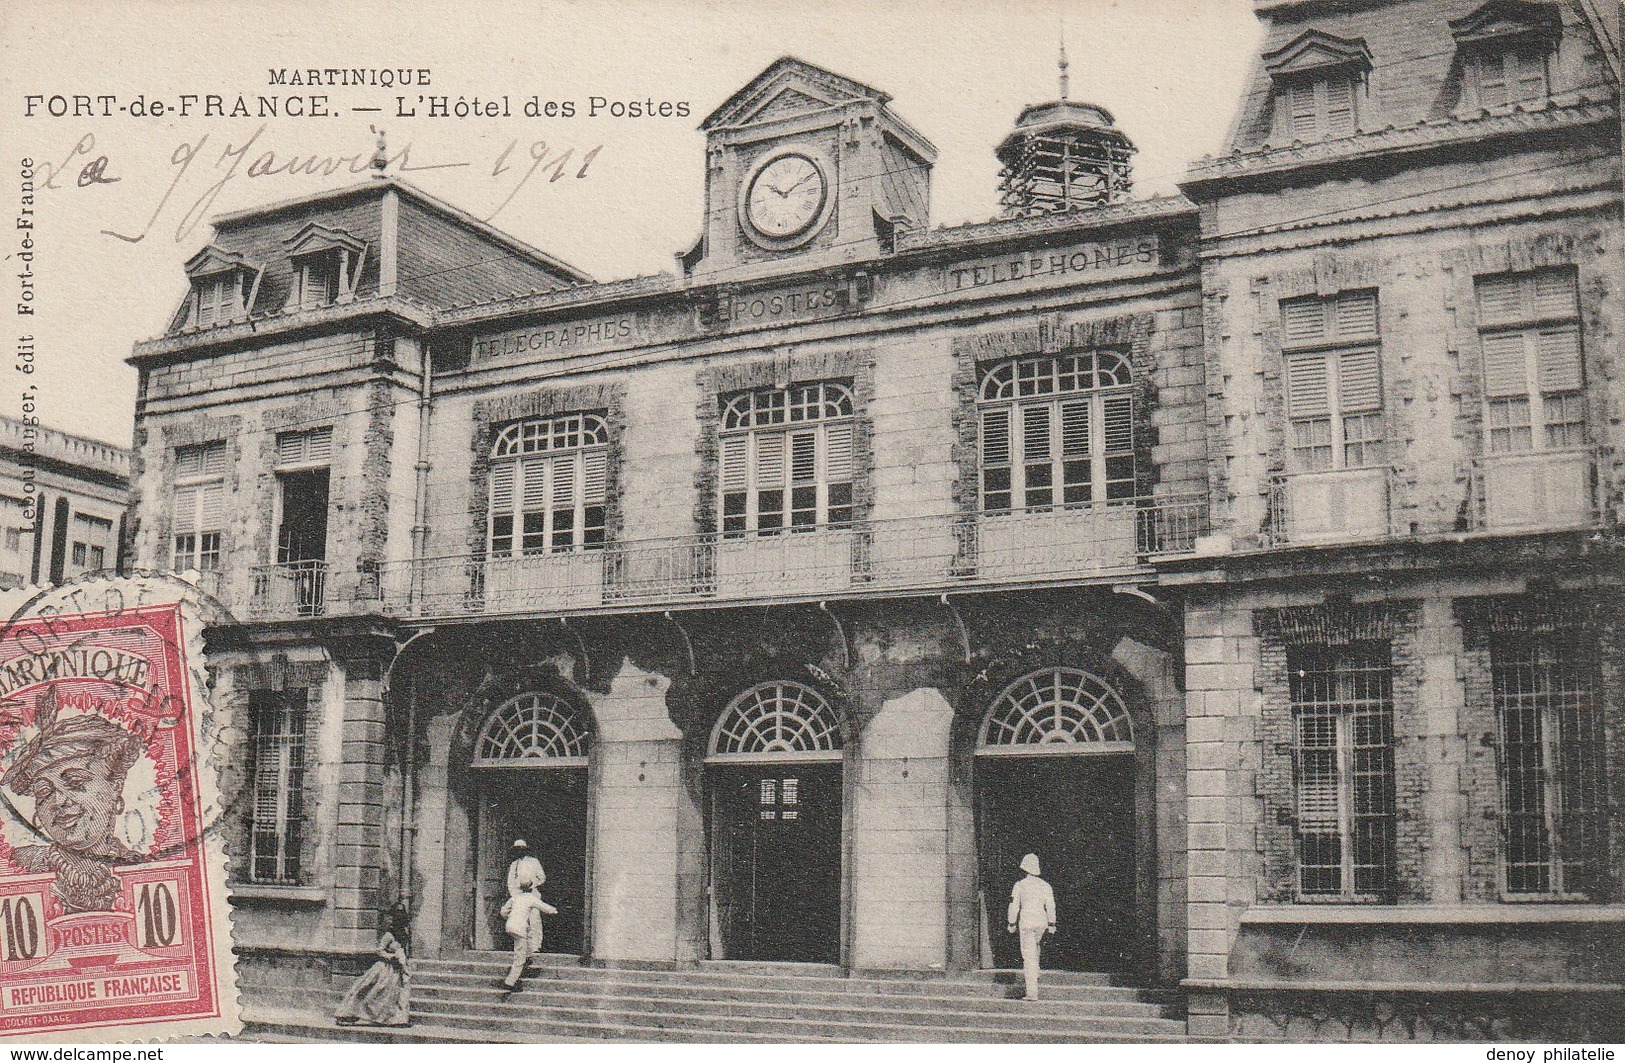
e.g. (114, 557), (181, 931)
(701, 57), (888, 130)
(1450, 0), (1562, 45)
(183, 244), (257, 278)
(283, 221), (366, 258)
(1263, 29), (1374, 77)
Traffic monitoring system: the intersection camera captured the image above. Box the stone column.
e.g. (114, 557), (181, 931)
(849, 687), (953, 971)
(331, 655), (390, 952)
(587, 659), (684, 963)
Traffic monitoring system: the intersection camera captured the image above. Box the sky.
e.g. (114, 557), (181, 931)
(1, 0), (1263, 446)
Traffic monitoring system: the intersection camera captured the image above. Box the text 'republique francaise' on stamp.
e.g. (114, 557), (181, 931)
(0, 575), (238, 1041)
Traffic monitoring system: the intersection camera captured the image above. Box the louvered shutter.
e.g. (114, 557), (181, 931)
(1478, 52), (1510, 107)
(1103, 396), (1133, 453)
(277, 428), (333, 466)
(1481, 333), (1530, 397)
(1477, 275), (1524, 324)
(1296, 713), (1342, 831)
(789, 431), (817, 484)
(1532, 272), (1575, 318)
(197, 481), (225, 532)
(1022, 405), (1052, 461)
(1287, 355), (1332, 417)
(173, 484), (199, 534)
(201, 443), (226, 476)
(1288, 82), (1318, 138)
(980, 408), (1011, 466)
(1060, 401), (1091, 457)
(1334, 292), (1377, 338)
(305, 428), (332, 463)
(720, 435), (748, 492)
(521, 457), (549, 513)
(756, 432), (786, 490)
(1324, 77), (1356, 137)
(1282, 299), (1328, 345)
(550, 455), (576, 509)
(1536, 327), (1583, 391)
(582, 449), (608, 506)
(1337, 351), (1382, 413)
(825, 422), (854, 482)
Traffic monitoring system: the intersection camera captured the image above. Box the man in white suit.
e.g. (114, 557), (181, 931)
(1006, 853), (1056, 1002)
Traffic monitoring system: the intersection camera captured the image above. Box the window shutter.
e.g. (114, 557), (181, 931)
(304, 428), (332, 463)
(756, 432), (785, 489)
(1286, 355), (1332, 417)
(1536, 327), (1583, 392)
(489, 462), (515, 513)
(1532, 272), (1575, 318)
(277, 428), (332, 466)
(1296, 712), (1342, 831)
(1021, 405), (1052, 462)
(789, 431), (817, 484)
(1479, 52), (1510, 107)
(173, 485), (198, 534)
(1477, 275), (1524, 324)
(1324, 77), (1356, 137)
(201, 442), (226, 476)
(1060, 401), (1091, 457)
(1288, 82), (1318, 138)
(1513, 49), (1547, 100)
(551, 456), (576, 508)
(1337, 350), (1382, 413)
(825, 421), (854, 481)
(197, 481), (225, 531)
(521, 457), (549, 512)
(980, 408), (1011, 466)
(582, 449), (608, 506)
(720, 435), (748, 492)
(1103, 396), (1134, 453)
(1282, 298), (1328, 345)
(1481, 332), (1531, 397)
(1334, 292), (1378, 338)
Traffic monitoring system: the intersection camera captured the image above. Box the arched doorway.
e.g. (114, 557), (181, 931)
(975, 667), (1137, 973)
(706, 681), (844, 963)
(471, 691), (591, 955)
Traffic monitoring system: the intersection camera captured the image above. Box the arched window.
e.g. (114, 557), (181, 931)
(474, 691), (592, 768)
(489, 413), (609, 557)
(719, 382), (855, 536)
(977, 352), (1134, 513)
(707, 681), (845, 763)
(977, 667), (1133, 755)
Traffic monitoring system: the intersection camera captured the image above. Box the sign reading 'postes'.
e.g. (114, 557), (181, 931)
(946, 235), (1160, 292)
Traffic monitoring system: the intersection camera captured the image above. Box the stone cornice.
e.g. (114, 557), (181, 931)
(129, 294), (436, 363)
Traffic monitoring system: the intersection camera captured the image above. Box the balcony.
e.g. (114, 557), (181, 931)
(1266, 467), (1397, 547)
(249, 560), (329, 619)
(377, 495), (1208, 621)
(1470, 449), (1602, 533)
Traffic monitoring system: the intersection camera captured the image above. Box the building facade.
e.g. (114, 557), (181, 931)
(125, 0), (1621, 1041)
(0, 415), (130, 589)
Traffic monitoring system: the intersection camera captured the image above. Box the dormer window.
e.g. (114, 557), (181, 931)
(1451, 1), (1561, 110)
(181, 245), (261, 330)
(194, 272), (244, 327)
(1262, 30), (1372, 143)
(282, 223), (367, 313)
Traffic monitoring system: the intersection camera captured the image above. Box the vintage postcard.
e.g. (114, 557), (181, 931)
(0, 0), (1620, 1048)
(0, 589), (237, 1041)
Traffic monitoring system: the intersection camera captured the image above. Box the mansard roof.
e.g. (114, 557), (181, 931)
(1261, 28), (1374, 76)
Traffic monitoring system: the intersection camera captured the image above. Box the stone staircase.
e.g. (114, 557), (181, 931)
(245, 951), (1189, 1043)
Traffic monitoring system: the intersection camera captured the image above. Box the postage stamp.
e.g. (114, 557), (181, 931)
(0, 599), (237, 1040)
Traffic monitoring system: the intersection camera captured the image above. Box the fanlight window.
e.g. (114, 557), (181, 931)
(708, 681), (844, 763)
(488, 413), (610, 556)
(977, 667), (1134, 755)
(474, 691), (591, 768)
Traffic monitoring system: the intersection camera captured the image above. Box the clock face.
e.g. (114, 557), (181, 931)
(745, 154), (828, 241)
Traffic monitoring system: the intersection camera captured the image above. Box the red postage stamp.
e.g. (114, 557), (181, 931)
(0, 602), (236, 1039)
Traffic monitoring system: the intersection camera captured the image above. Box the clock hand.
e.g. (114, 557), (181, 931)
(784, 172), (817, 194)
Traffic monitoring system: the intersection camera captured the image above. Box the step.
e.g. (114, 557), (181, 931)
(413, 976), (1169, 1018)
(413, 981), (1178, 1032)
(410, 1003), (1189, 1044)
(433, 952), (1125, 986)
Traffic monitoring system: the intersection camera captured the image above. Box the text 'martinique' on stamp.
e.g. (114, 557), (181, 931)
(0, 601), (237, 1040)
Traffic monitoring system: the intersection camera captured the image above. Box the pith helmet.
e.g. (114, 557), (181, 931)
(1020, 853), (1041, 876)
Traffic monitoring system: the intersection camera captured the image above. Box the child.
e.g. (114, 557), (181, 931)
(1006, 853), (1056, 1002)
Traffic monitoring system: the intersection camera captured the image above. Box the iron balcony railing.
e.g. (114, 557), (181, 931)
(377, 494), (1209, 621)
(249, 559), (329, 619)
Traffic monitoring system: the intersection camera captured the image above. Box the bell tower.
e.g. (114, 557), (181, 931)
(683, 58), (937, 281)
(996, 44), (1136, 217)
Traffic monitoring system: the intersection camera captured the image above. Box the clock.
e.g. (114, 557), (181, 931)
(743, 152), (829, 245)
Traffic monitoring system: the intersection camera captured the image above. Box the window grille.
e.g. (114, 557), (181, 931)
(978, 352), (1134, 512)
(488, 413), (610, 556)
(276, 427), (334, 467)
(1493, 640), (1604, 897)
(757, 776), (801, 821)
(719, 383), (854, 535)
(1289, 642), (1396, 900)
(474, 691), (591, 767)
(1280, 291), (1383, 471)
(1477, 270), (1584, 453)
(249, 688), (307, 884)
(172, 441), (226, 573)
(977, 667), (1134, 754)
(708, 681), (844, 762)
(1277, 73), (1358, 140)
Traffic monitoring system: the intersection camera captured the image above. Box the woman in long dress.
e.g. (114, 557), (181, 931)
(335, 921), (411, 1027)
